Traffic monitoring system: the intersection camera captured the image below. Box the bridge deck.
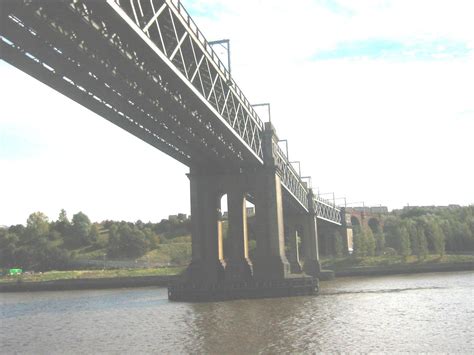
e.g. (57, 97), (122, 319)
(0, 0), (341, 224)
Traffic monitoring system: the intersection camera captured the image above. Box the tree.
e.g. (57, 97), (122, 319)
(375, 231), (385, 256)
(107, 223), (149, 258)
(365, 228), (376, 256)
(54, 209), (71, 236)
(0, 231), (20, 268)
(69, 212), (94, 247)
(399, 225), (411, 259)
(353, 226), (366, 257)
(409, 221), (428, 261)
(143, 227), (160, 249)
(333, 229), (344, 257)
(25, 212), (50, 239)
(124, 225), (149, 258)
(432, 222), (445, 257)
(424, 218), (445, 257)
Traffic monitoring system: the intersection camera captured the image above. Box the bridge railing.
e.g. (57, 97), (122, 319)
(169, 0), (264, 130)
(312, 196), (342, 224)
(111, 0), (265, 160)
(272, 140), (309, 210)
(109, 0), (342, 224)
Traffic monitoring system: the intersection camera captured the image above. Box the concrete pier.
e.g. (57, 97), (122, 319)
(172, 123), (318, 301)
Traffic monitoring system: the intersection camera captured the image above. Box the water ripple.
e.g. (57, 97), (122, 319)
(0, 271), (473, 353)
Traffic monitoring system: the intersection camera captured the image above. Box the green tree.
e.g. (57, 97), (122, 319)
(0, 231), (19, 268)
(143, 227), (160, 249)
(54, 209), (71, 236)
(353, 226), (366, 256)
(333, 229), (344, 257)
(375, 231), (385, 256)
(119, 225), (148, 258)
(409, 221), (428, 261)
(432, 222), (445, 257)
(365, 228), (376, 256)
(25, 212), (50, 239)
(69, 212), (94, 247)
(399, 225), (411, 259)
(107, 223), (149, 258)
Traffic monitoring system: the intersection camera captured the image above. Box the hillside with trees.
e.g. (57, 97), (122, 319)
(351, 206), (474, 260)
(1, 206), (473, 272)
(0, 210), (192, 272)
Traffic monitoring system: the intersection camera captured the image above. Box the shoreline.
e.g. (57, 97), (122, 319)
(0, 275), (177, 293)
(1, 262), (473, 293)
(332, 261), (474, 277)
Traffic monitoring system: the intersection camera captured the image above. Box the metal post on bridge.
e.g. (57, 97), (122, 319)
(290, 161), (301, 176)
(209, 39), (231, 76)
(278, 139), (289, 159)
(301, 176), (312, 189)
(251, 103), (271, 123)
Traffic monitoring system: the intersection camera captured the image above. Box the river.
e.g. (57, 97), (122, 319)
(1, 271), (473, 353)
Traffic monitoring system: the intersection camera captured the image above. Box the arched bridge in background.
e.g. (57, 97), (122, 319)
(1, 0), (366, 300)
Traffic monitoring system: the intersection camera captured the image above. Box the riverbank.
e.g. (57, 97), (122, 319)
(332, 261), (474, 277)
(321, 254), (474, 278)
(1, 256), (473, 292)
(0, 268), (182, 292)
(0, 274), (178, 292)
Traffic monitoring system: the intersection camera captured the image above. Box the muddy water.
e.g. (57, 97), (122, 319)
(1, 271), (473, 353)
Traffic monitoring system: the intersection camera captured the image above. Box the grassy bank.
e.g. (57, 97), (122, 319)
(0, 267), (184, 284)
(321, 254), (474, 270)
(320, 254), (474, 278)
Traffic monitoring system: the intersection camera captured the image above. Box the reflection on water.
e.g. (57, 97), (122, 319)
(1, 272), (473, 353)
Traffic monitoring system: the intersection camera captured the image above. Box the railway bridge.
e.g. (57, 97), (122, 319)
(1, 0), (350, 300)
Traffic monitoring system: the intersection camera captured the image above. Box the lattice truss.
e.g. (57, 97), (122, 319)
(272, 140), (309, 211)
(0, 0), (263, 168)
(0, 0), (343, 224)
(312, 198), (342, 225)
(112, 0), (264, 160)
(271, 137), (341, 224)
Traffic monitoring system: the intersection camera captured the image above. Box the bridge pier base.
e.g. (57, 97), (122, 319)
(224, 183), (253, 281)
(285, 219), (303, 274)
(253, 167), (291, 280)
(301, 189), (321, 277)
(171, 123), (319, 301)
(183, 169), (225, 284)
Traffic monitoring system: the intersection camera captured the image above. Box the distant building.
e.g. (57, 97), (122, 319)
(221, 207), (254, 220)
(168, 213), (188, 222)
(403, 205), (461, 211)
(369, 206), (389, 214)
(346, 206), (388, 214)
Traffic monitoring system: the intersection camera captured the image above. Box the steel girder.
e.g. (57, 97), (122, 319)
(109, 0), (342, 224)
(272, 140), (309, 210)
(107, 0), (264, 162)
(0, 0), (343, 225)
(313, 198), (342, 225)
(0, 0), (257, 169)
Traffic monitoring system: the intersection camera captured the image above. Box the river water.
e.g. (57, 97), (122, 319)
(1, 271), (473, 353)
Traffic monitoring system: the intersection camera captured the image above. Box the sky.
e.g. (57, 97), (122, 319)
(1, 0), (473, 226)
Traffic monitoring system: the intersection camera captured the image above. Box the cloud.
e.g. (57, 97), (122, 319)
(312, 39), (471, 61)
(0, 124), (43, 160)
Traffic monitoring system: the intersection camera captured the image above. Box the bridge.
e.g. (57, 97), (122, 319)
(318, 206), (388, 257)
(1, 0), (351, 300)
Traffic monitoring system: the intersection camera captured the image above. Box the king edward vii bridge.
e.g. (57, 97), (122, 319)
(1, 0), (364, 300)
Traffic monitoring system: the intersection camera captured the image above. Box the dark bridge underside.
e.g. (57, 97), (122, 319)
(0, 0), (260, 172)
(0, 0), (342, 222)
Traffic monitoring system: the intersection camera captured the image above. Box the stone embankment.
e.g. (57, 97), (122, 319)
(332, 261), (474, 277)
(0, 275), (177, 292)
(1, 262), (473, 292)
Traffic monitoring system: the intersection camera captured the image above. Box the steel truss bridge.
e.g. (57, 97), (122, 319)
(0, 0), (341, 225)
